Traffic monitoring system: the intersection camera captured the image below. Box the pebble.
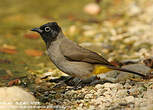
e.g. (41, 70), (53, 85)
(69, 25), (77, 35)
(84, 3), (101, 15)
(95, 84), (104, 89)
(125, 96), (135, 103)
(127, 2), (141, 16)
(83, 29), (97, 36)
(85, 94), (93, 99)
(117, 90), (128, 97)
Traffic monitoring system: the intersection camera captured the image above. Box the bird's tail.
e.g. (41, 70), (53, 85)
(107, 65), (146, 77)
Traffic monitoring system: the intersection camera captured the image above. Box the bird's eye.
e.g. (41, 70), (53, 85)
(44, 27), (51, 32)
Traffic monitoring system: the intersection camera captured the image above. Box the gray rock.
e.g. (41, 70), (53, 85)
(0, 86), (38, 110)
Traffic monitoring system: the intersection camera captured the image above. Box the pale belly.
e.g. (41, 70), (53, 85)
(53, 60), (94, 79)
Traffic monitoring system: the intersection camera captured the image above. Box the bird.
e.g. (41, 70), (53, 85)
(31, 22), (146, 80)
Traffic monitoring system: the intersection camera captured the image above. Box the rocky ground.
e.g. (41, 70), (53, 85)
(0, 0), (153, 110)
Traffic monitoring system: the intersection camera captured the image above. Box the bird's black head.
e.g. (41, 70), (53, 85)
(31, 22), (61, 43)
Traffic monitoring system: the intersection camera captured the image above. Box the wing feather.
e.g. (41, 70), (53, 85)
(60, 38), (112, 65)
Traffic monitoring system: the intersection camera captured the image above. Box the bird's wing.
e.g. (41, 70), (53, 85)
(60, 38), (112, 65)
(60, 38), (146, 78)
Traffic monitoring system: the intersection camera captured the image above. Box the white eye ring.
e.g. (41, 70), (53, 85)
(44, 27), (51, 32)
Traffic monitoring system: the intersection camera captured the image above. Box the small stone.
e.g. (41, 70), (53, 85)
(88, 105), (96, 110)
(117, 90), (128, 98)
(85, 94), (93, 99)
(127, 2), (141, 16)
(93, 97), (103, 105)
(84, 3), (101, 15)
(103, 83), (123, 89)
(95, 84), (104, 89)
(124, 83), (132, 89)
(94, 88), (105, 96)
(103, 83), (113, 88)
(125, 96), (135, 103)
(83, 30), (97, 36)
(69, 25), (77, 35)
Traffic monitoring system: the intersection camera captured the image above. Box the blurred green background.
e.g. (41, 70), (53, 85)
(0, 0), (152, 84)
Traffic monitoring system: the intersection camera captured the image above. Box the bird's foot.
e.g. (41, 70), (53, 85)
(49, 76), (73, 83)
(50, 76), (74, 89)
(50, 75), (115, 90)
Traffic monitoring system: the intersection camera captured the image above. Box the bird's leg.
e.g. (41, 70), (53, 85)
(51, 76), (74, 89)
(81, 76), (114, 86)
(72, 79), (83, 90)
(49, 76), (73, 83)
(70, 77), (98, 89)
(68, 76), (114, 88)
(70, 76), (113, 89)
(61, 78), (83, 93)
(63, 76), (76, 85)
(81, 76), (99, 84)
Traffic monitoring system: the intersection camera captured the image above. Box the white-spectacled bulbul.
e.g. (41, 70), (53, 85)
(31, 22), (146, 79)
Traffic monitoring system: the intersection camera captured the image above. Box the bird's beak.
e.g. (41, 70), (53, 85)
(31, 28), (43, 33)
